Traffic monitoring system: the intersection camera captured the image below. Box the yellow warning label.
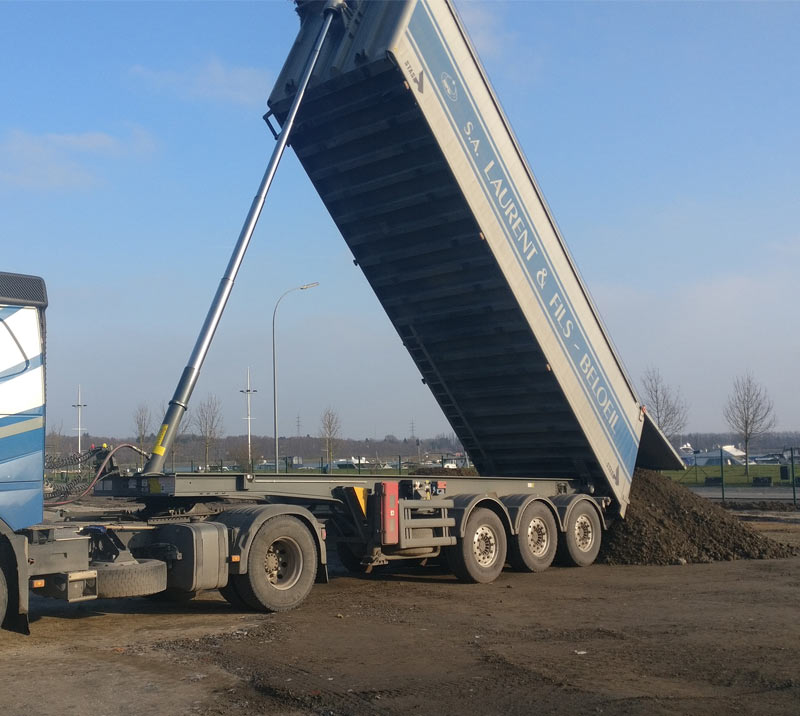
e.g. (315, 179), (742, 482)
(152, 424), (168, 455)
(148, 478), (162, 494)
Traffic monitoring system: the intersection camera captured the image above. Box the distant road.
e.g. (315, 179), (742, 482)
(688, 486), (799, 501)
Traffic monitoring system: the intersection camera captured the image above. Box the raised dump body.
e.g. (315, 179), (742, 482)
(269, 0), (682, 516)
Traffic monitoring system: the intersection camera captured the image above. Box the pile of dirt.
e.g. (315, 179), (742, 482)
(599, 469), (798, 565)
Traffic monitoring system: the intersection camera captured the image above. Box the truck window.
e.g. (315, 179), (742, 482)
(0, 310), (31, 381)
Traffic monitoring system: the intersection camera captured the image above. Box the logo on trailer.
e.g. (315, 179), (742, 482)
(440, 71), (458, 102)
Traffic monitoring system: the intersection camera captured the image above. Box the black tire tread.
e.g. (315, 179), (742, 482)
(447, 507), (507, 584)
(0, 559), (8, 626)
(556, 502), (602, 568)
(335, 541), (369, 573)
(94, 559), (167, 598)
(219, 577), (255, 610)
(240, 516), (318, 612)
(509, 501), (558, 573)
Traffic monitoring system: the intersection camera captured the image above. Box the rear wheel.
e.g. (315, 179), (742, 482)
(219, 578), (252, 610)
(557, 502), (602, 567)
(0, 560), (8, 626)
(447, 507), (507, 584)
(236, 516), (318, 612)
(509, 501), (557, 573)
(335, 541), (369, 573)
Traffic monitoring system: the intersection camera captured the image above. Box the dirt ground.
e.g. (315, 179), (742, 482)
(2, 516), (800, 716)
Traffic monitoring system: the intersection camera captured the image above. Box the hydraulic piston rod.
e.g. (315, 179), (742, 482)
(143, 1), (343, 475)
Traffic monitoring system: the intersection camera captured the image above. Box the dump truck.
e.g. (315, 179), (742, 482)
(0, 0), (681, 633)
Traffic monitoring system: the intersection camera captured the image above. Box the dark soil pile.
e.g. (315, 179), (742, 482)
(599, 469), (798, 565)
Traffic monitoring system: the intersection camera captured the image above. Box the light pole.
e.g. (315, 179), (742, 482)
(72, 385), (87, 454)
(273, 282), (319, 474)
(240, 367), (257, 471)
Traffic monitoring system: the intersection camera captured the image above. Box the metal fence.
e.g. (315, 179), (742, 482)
(667, 447), (799, 506)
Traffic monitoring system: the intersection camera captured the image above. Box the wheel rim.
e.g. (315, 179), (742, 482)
(526, 517), (549, 557)
(263, 537), (303, 590)
(472, 524), (499, 568)
(573, 514), (594, 553)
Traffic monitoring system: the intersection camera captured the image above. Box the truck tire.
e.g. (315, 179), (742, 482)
(557, 502), (602, 567)
(219, 578), (252, 610)
(509, 501), (557, 573)
(94, 559), (167, 598)
(0, 560), (8, 626)
(447, 507), (507, 584)
(236, 516), (317, 612)
(335, 541), (369, 573)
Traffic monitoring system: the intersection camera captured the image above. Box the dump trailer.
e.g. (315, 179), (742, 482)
(1, 0), (681, 633)
(268, 0), (682, 515)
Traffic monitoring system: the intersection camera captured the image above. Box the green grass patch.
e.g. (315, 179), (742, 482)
(664, 464), (796, 486)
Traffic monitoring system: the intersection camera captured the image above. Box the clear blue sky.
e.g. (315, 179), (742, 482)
(2, 1), (798, 442)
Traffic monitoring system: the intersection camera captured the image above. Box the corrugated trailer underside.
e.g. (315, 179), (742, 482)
(268, 0), (683, 513)
(275, 62), (601, 481)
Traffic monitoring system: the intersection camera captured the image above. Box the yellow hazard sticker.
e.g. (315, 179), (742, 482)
(152, 424), (169, 455)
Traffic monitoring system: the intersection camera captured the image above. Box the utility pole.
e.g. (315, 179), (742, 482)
(72, 385), (87, 454)
(240, 367), (257, 471)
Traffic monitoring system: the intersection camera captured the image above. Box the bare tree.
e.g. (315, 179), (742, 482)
(46, 419), (65, 457)
(158, 401), (192, 471)
(133, 403), (152, 469)
(194, 394), (225, 470)
(640, 367), (689, 440)
(319, 407), (341, 471)
(723, 371), (776, 475)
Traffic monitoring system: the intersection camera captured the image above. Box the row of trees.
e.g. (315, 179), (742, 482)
(122, 398), (461, 470)
(53, 373), (781, 475)
(641, 367), (776, 474)
(133, 395), (224, 470)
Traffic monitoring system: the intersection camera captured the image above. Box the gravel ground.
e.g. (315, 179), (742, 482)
(3, 479), (799, 716)
(2, 551), (799, 716)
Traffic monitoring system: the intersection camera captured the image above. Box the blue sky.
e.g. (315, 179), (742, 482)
(1, 0), (798, 442)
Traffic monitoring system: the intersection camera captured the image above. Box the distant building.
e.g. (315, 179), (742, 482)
(692, 445), (745, 467)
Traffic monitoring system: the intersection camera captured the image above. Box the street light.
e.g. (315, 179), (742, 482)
(240, 367), (257, 471)
(72, 384), (87, 455)
(273, 282), (319, 474)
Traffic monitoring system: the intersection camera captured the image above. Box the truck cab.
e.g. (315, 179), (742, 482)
(0, 271), (48, 629)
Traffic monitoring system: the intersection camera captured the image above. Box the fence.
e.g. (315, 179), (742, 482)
(664, 447), (799, 506)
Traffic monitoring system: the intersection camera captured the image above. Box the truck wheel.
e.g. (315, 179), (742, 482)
(447, 507), (507, 584)
(219, 578), (252, 610)
(335, 541), (368, 573)
(237, 516), (317, 612)
(557, 502), (602, 567)
(95, 559), (167, 598)
(0, 560), (8, 626)
(509, 501), (557, 573)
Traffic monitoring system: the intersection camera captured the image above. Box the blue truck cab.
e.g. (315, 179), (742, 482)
(0, 272), (47, 629)
(0, 272), (47, 531)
